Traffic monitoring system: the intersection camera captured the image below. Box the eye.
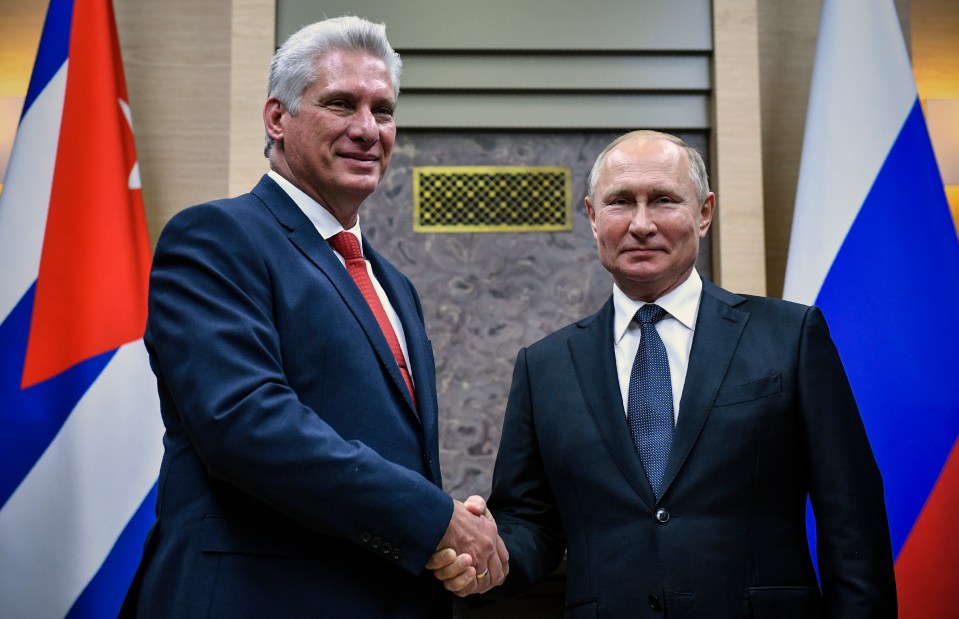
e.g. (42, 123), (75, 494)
(323, 99), (351, 112)
(605, 195), (633, 207)
(374, 106), (395, 121)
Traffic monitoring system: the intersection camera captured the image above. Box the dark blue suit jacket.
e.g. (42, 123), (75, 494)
(122, 176), (453, 618)
(488, 279), (897, 618)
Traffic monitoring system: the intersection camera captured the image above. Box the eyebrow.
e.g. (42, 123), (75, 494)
(602, 184), (634, 197)
(320, 89), (396, 106)
(601, 184), (683, 204)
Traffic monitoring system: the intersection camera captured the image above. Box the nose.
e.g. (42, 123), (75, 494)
(629, 204), (657, 237)
(348, 107), (379, 143)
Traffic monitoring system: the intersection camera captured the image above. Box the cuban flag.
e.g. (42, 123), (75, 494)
(784, 0), (959, 615)
(0, 0), (164, 616)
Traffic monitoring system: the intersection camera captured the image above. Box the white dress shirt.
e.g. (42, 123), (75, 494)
(612, 270), (703, 424)
(268, 171), (413, 379)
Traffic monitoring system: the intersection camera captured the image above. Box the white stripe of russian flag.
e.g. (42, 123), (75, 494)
(783, 0), (916, 305)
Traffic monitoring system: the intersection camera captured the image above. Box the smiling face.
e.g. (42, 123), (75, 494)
(264, 48), (396, 226)
(585, 136), (715, 302)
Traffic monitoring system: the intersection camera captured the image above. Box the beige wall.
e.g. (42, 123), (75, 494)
(0, 0), (761, 292)
(756, 1), (820, 299)
(0, 0), (45, 188)
(114, 0), (274, 245)
(711, 0), (766, 295)
(2, 0), (956, 283)
(0, 0), (43, 98)
(912, 0), (959, 227)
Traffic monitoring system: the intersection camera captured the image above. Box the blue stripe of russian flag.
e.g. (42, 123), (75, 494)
(816, 99), (959, 558)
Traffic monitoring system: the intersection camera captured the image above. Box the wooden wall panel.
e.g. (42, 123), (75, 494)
(228, 0), (276, 198)
(756, 0), (820, 298)
(0, 0), (44, 187)
(114, 0), (273, 245)
(912, 0), (959, 228)
(277, 0), (712, 51)
(711, 0), (767, 295)
(0, 0), (44, 97)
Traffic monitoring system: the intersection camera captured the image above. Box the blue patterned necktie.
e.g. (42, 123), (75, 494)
(627, 304), (674, 499)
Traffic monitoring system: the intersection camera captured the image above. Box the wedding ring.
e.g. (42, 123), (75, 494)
(476, 568), (490, 580)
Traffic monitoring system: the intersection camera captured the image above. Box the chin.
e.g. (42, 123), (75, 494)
(615, 261), (662, 281)
(339, 178), (382, 195)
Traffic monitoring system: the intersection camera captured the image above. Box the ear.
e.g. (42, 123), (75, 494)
(263, 97), (286, 142)
(585, 196), (599, 240)
(698, 192), (716, 237)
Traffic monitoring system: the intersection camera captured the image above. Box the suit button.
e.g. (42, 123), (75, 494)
(361, 531), (372, 544)
(381, 542), (392, 555)
(655, 508), (670, 523)
(391, 547), (403, 560)
(371, 536), (381, 549)
(648, 594), (662, 611)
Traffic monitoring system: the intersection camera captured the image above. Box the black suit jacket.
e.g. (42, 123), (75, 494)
(122, 175), (453, 618)
(488, 279), (897, 618)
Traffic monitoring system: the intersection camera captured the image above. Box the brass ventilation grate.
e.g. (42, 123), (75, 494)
(413, 166), (572, 232)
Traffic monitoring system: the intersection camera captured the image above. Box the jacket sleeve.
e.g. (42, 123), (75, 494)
(799, 306), (898, 617)
(487, 347), (568, 595)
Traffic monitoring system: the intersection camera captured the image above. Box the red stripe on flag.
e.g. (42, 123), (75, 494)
(895, 437), (959, 617)
(21, 0), (151, 389)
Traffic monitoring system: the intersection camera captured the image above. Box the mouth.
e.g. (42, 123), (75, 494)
(340, 152), (379, 163)
(623, 246), (662, 256)
(338, 153), (381, 174)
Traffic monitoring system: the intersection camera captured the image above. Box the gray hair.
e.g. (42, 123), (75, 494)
(586, 130), (710, 205)
(264, 16), (402, 156)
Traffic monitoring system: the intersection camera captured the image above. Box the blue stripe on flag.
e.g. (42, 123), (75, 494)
(23, 0), (74, 118)
(66, 483), (157, 619)
(0, 282), (114, 509)
(815, 99), (959, 557)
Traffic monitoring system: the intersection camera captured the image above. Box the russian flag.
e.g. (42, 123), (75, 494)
(0, 0), (163, 616)
(784, 0), (959, 616)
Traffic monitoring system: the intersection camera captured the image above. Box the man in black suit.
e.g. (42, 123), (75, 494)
(121, 16), (506, 618)
(430, 130), (897, 617)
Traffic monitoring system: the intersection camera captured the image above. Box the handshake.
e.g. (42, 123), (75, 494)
(428, 496), (509, 597)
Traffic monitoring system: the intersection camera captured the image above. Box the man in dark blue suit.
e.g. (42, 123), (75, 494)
(430, 131), (897, 617)
(121, 16), (506, 618)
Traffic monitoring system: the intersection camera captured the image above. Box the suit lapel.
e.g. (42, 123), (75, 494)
(659, 279), (748, 497)
(568, 299), (658, 508)
(252, 176), (422, 426)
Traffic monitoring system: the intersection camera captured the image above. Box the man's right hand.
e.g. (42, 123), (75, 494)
(429, 496), (508, 596)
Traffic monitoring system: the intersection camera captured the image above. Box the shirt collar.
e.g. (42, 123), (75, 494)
(612, 269), (703, 344)
(268, 170), (364, 247)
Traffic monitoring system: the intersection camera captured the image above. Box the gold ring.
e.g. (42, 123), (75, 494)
(476, 568), (490, 580)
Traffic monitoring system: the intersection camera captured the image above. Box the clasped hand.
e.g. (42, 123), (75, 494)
(428, 496), (508, 596)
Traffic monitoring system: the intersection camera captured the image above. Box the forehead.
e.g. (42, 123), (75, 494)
(601, 139), (689, 179)
(310, 49), (394, 96)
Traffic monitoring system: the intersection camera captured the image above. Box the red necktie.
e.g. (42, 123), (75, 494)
(328, 231), (417, 407)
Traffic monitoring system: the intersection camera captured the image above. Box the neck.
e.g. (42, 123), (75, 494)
(269, 161), (362, 229)
(618, 267), (695, 303)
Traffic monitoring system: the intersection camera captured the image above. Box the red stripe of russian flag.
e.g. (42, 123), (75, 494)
(896, 438), (959, 617)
